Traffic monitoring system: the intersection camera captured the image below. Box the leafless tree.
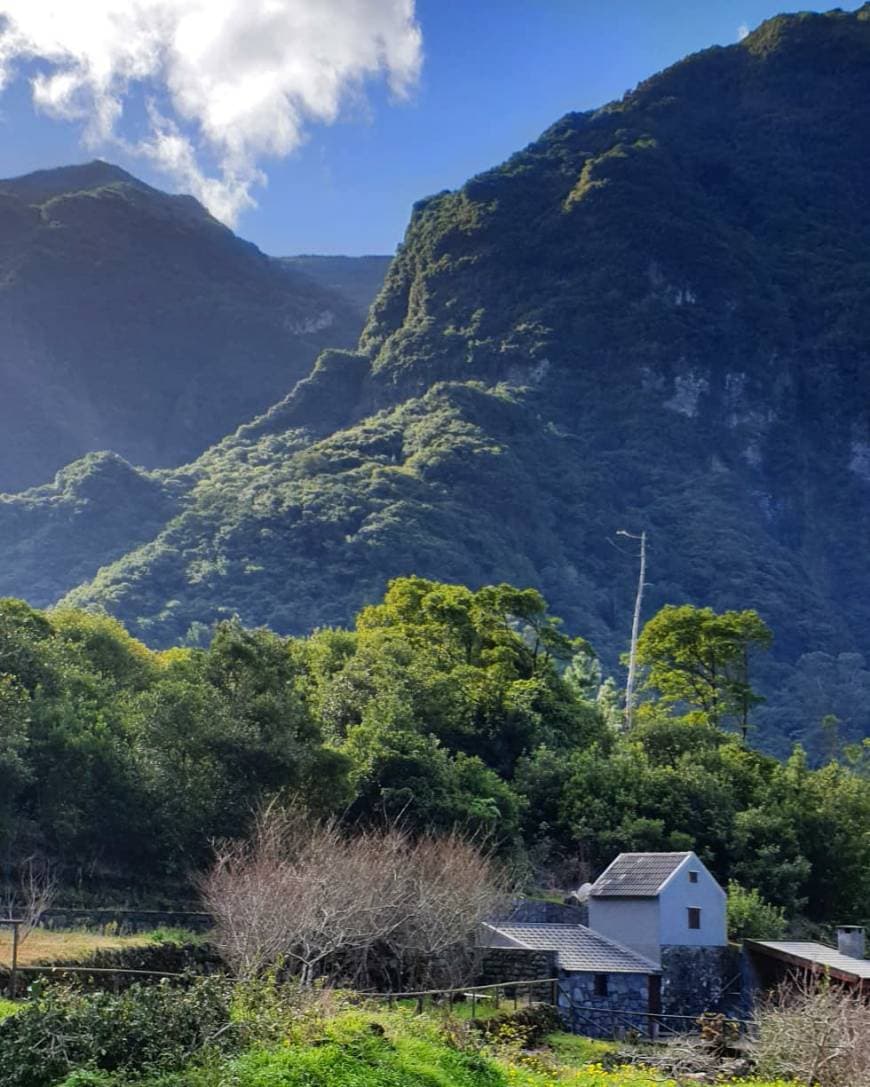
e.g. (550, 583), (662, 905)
(392, 833), (513, 989)
(201, 803), (512, 990)
(2, 856), (57, 945)
(753, 975), (870, 1087)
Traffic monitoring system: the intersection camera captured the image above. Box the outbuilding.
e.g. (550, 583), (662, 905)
(480, 920), (660, 1036)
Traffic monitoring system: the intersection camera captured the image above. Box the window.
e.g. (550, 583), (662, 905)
(594, 973), (609, 997)
(688, 907), (701, 930)
(688, 870), (699, 884)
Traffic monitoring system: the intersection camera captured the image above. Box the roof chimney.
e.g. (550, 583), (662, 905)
(837, 926), (865, 959)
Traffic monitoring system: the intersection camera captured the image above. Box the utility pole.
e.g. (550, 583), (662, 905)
(617, 529), (646, 731)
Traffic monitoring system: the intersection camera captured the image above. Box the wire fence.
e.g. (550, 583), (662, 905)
(365, 976), (558, 1017)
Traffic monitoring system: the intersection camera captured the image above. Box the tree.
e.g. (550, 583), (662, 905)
(2, 856), (57, 945)
(0, 676), (30, 846)
(201, 802), (511, 988)
(635, 604), (772, 738)
(726, 881), (787, 941)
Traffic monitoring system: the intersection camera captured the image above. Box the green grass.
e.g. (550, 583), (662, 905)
(394, 996), (518, 1021)
(145, 927), (206, 945)
(0, 999), (18, 1021)
(541, 1033), (614, 1063)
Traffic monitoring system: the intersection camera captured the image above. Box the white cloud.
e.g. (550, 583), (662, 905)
(737, 23), (750, 41)
(0, 0), (422, 223)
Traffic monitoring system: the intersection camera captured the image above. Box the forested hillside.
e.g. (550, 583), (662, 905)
(4, 8), (870, 755)
(4, 582), (870, 927)
(0, 162), (366, 491)
(280, 255), (392, 316)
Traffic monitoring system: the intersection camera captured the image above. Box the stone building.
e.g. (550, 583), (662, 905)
(480, 851), (733, 1029)
(479, 920), (660, 1036)
(587, 851), (730, 1015)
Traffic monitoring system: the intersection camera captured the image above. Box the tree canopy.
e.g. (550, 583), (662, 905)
(0, 581), (868, 927)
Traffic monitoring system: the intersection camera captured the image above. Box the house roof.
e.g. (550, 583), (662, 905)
(589, 852), (692, 897)
(746, 940), (870, 984)
(481, 921), (660, 974)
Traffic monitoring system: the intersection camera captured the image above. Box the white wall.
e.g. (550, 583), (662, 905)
(658, 854), (726, 948)
(587, 896), (661, 965)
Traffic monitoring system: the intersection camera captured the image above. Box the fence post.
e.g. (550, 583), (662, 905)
(7, 921), (22, 1000)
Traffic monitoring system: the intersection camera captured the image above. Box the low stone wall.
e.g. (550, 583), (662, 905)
(477, 947), (557, 1001)
(1, 941), (224, 998)
(39, 908), (213, 935)
(660, 944), (734, 1016)
(503, 899), (588, 925)
(558, 971), (650, 1039)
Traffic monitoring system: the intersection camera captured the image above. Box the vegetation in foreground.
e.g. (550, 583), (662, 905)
(0, 979), (804, 1087)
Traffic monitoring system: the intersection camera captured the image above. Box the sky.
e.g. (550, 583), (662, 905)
(0, 0), (863, 256)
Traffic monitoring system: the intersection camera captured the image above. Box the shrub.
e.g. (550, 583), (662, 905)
(753, 978), (870, 1087)
(470, 1003), (564, 1047)
(727, 881), (788, 940)
(0, 977), (234, 1087)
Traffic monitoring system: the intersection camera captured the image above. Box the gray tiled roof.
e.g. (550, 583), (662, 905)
(590, 852), (691, 897)
(748, 941), (870, 981)
(481, 922), (659, 974)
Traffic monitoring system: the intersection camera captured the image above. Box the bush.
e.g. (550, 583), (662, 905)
(470, 1003), (564, 1047)
(753, 979), (870, 1087)
(0, 978), (234, 1087)
(727, 881), (788, 940)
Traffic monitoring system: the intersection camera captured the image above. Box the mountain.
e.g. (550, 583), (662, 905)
(280, 255), (392, 316)
(0, 162), (365, 491)
(5, 7), (870, 754)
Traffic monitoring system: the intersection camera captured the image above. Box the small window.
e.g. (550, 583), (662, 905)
(594, 973), (609, 997)
(688, 870), (699, 884)
(688, 907), (701, 930)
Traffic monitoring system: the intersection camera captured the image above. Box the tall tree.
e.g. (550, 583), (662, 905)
(635, 605), (772, 739)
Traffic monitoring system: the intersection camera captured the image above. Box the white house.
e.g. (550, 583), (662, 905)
(587, 851), (726, 966)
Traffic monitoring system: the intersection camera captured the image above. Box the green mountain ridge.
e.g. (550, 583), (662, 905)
(0, 161), (373, 491)
(5, 7), (870, 755)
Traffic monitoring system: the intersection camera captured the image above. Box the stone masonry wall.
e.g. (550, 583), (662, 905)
(503, 899), (588, 925)
(660, 945), (734, 1017)
(477, 948), (557, 1002)
(558, 971), (650, 1039)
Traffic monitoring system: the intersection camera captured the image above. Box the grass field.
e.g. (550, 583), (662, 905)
(0, 927), (181, 967)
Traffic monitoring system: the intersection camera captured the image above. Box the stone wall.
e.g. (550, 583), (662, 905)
(477, 947), (557, 1001)
(503, 899), (588, 925)
(557, 971), (650, 1039)
(1, 942), (223, 998)
(660, 944), (734, 1016)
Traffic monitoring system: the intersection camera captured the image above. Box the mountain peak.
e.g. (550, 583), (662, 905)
(0, 160), (151, 205)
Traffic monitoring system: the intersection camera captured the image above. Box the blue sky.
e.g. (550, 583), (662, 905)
(0, 1), (862, 256)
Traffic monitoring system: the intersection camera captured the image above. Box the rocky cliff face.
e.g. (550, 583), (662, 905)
(5, 8), (870, 754)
